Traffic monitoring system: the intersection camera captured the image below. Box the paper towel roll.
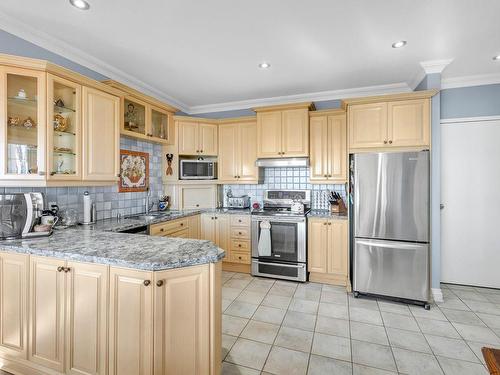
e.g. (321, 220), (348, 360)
(83, 191), (92, 224)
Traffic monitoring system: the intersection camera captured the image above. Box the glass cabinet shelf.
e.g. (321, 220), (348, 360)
(54, 104), (76, 113)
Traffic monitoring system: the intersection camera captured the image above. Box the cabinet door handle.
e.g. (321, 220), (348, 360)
(238, 244), (242, 247)
(200, 150), (203, 153)
(328, 174), (332, 177)
(238, 256), (242, 260)
(143, 280), (151, 286)
(328, 222), (332, 225)
(156, 280), (164, 287)
(384, 140), (388, 144)
(238, 231), (242, 235)
(323, 222), (327, 225)
(196, 204), (199, 207)
(117, 173), (121, 178)
(238, 219), (242, 223)
(64, 267), (71, 273)
(57, 266), (64, 272)
(388, 140), (393, 144)
(180, 223), (184, 226)
(215, 216), (218, 220)
(160, 228), (164, 232)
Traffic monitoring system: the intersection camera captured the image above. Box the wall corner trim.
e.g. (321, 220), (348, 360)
(431, 288), (444, 303)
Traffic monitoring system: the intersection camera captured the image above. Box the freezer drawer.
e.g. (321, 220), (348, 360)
(354, 238), (429, 302)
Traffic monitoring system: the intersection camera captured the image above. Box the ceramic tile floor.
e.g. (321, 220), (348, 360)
(221, 271), (500, 375)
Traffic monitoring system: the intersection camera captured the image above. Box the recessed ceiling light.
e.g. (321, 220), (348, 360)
(259, 62), (271, 69)
(392, 40), (407, 49)
(69, 0), (90, 10)
(493, 55), (500, 61)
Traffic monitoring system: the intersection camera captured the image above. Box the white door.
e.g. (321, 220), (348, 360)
(441, 118), (500, 288)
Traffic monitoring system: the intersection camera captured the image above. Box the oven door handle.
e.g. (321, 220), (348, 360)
(253, 260), (305, 268)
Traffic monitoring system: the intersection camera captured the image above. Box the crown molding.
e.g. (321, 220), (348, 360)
(0, 12), (190, 112)
(420, 59), (454, 75)
(407, 68), (427, 90)
(187, 82), (411, 114)
(441, 72), (500, 89)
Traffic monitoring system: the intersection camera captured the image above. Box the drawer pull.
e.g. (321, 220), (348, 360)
(160, 228), (164, 232)
(144, 280), (151, 286)
(239, 231), (242, 235)
(180, 223), (184, 226)
(389, 140), (393, 144)
(238, 219), (242, 223)
(156, 280), (164, 287)
(196, 204), (199, 207)
(238, 244), (242, 247)
(238, 256), (242, 260)
(57, 266), (64, 272)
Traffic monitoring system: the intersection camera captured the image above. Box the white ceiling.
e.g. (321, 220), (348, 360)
(1, 0), (499, 113)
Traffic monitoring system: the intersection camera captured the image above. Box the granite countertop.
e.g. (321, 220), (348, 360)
(0, 209), (224, 271)
(203, 208), (252, 215)
(307, 210), (348, 219)
(0, 229), (224, 271)
(76, 209), (203, 233)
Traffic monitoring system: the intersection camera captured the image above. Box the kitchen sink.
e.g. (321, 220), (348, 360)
(125, 212), (172, 221)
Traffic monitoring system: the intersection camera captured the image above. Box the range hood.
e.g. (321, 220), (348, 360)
(255, 157), (309, 168)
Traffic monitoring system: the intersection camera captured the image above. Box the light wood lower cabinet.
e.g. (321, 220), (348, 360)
(29, 256), (66, 372)
(0, 251), (221, 375)
(150, 215), (200, 239)
(153, 265), (209, 375)
(308, 218), (348, 286)
(0, 252), (28, 360)
(65, 261), (108, 375)
(109, 267), (154, 375)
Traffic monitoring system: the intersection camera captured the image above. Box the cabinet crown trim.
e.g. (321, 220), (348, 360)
(309, 108), (346, 117)
(102, 79), (178, 113)
(343, 90), (438, 106)
(253, 101), (315, 112)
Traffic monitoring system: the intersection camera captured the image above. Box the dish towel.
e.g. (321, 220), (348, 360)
(258, 221), (272, 257)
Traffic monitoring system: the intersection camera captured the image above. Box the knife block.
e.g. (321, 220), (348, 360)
(330, 198), (347, 214)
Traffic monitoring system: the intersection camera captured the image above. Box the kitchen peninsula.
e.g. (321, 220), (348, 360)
(0, 210), (223, 375)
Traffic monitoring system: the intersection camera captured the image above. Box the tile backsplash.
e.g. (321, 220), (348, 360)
(0, 137), (163, 221)
(223, 167), (347, 210)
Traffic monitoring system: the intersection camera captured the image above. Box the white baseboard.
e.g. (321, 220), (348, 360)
(431, 288), (444, 303)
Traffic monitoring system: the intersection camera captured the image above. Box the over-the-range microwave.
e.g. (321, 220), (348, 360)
(180, 160), (217, 180)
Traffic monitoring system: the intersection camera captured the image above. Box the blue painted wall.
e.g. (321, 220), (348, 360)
(441, 84), (500, 119)
(0, 29), (107, 81)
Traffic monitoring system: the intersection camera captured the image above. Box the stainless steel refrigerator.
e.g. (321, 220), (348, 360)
(352, 151), (430, 305)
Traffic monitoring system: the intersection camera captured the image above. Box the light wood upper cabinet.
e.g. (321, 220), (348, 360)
(310, 112), (347, 183)
(217, 124), (238, 181)
(29, 256), (66, 372)
(257, 111), (282, 158)
(47, 74), (82, 181)
(0, 66), (47, 181)
(82, 86), (120, 182)
(388, 99), (430, 147)
(153, 265), (210, 375)
(178, 120), (218, 156)
(0, 252), (28, 360)
(65, 262), (108, 375)
(348, 103), (388, 149)
(109, 267), (154, 375)
(347, 93), (434, 151)
(199, 122), (218, 156)
(239, 121), (258, 181)
(218, 120), (258, 183)
(308, 218), (348, 284)
(103, 80), (176, 145)
(282, 109), (309, 157)
(178, 121), (199, 155)
(256, 105), (310, 158)
(309, 116), (329, 181)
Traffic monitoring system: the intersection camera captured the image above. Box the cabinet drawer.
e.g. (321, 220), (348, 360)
(230, 216), (250, 227)
(230, 228), (250, 239)
(166, 228), (190, 238)
(150, 218), (189, 236)
(231, 251), (251, 264)
(231, 240), (250, 251)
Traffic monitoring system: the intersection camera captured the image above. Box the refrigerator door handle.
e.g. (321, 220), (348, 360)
(356, 240), (427, 249)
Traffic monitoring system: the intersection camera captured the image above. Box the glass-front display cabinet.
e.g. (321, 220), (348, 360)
(0, 67), (46, 180)
(123, 97), (147, 136)
(47, 74), (81, 180)
(151, 106), (170, 140)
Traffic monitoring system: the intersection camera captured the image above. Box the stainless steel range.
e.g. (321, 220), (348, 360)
(251, 190), (310, 282)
